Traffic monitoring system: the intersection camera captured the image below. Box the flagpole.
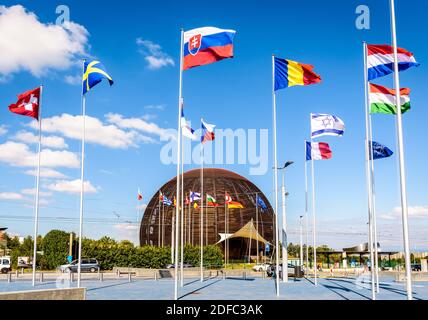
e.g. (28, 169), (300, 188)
(180, 132), (184, 287)
(173, 29), (184, 301)
(390, 0), (413, 300)
(363, 42), (376, 300)
(31, 85), (43, 287)
(200, 142), (204, 282)
(304, 140), (309, 274)
(256, 193), (259, 265)
(272, 55), (280, 296)
(310, 142), (317, 286)
(224, 192), (227, 268)
(369, 114), (380, 292)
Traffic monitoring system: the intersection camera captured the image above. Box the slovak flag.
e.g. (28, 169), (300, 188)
(201, 119), (215, 144)
(9, 87), (41, 120)
(183, 27), (236, 70)
(306, 141), (332, 161)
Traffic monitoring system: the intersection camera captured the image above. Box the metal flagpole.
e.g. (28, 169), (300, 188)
(77, 60), (87, 288)
(180, 132), (184, 287)
(369, 115), (380, 292)
(389, 0), (412, 300)
(256, 193), (259, 265)
(200, 143), (204, 282)
(281, 171), (288, 283)
(304, 140), (309, 272)
(310, 142), (317, 286)
(363, 42), (376, 300)
(32, 85), (43, 287)
(299, 216), (304, 266)
(224, 192), (227, 267)
(272, 55), (280, 296)
(174, 29), (184, 301)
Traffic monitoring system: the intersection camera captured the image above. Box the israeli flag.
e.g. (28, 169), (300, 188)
(311, 113), (345, 138)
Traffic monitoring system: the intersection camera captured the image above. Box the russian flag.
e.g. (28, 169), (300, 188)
(183, 27), (236, 70)
(367, 44), (419, 81)
(306, 142), (332, 161)
(201, 119), (215, 144)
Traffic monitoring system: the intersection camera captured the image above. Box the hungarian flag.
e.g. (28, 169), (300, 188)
(206, 194), (219, 207)
(9, 87), (41, 120)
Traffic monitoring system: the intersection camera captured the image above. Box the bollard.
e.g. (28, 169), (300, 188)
(70, 272), (74, 283)
(154, 271), (158, 281)
(223, 271), (226, 280)
(15, 270), (18, 279)
(99, 272), (103, 282)
(39, 273), (44, 283)
(117, 269), (120, 278)
(7, 273), (11, 283)
(128, 272), (132, 283)
(21, 268), (24, 275)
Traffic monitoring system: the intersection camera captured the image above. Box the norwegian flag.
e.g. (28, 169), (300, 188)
(9, 87), (41, 120)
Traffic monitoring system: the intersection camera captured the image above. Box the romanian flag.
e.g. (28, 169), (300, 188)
(274, 57), (321, 91)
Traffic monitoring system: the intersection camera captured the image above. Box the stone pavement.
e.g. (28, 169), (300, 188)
(0, 275), (426, 300)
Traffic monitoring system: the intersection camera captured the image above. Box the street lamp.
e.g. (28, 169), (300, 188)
(274, 161), (294, 283)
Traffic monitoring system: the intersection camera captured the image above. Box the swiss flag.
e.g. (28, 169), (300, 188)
(9, 87), (41, 120)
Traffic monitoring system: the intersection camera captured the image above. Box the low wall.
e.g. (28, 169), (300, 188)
(0, 288), (86, 300)
(395, 272), (428, 282)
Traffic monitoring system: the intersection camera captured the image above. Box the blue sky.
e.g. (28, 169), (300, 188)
(0, 0), (426, 251)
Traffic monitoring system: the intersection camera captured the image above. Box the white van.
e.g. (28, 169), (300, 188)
(0, 257), (11, 274)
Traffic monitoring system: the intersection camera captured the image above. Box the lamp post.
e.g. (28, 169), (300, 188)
(299, 215), (304, 267)
(275, 161), (294, 283)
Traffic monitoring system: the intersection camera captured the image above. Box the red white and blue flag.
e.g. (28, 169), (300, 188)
(306, 142), (332, 161)
(180, 101), (198, 141)
(183, 27), (236, 70)
(201, 119), (215, 144)
(367, 44), (419, 81)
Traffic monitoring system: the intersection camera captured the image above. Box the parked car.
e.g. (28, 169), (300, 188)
(252, 263), (270, 272)
(0, 257), (11, 274)
(59, 258), (100, 273)
(266, 263), (298, 278)
(411, 264), (422, 271)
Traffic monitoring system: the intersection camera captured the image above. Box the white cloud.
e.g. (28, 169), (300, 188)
(0, 141), (79, 168)
(21, 188), (53, 197)
(0, 5), (88, 77)
(64, 74), (81, 85)
(144, 104), (165, 111)
(136, 38), (174, 70)
(24, 168), (68, 179)
(45, 179), (98, 194)
(28, 114), (144, 149)
(0, 192), (24, 200)
(380, 206), (428, 220)
(13, 131), (69, 149)
(0, 125), (7, 136)
(105, 113), (175, 140)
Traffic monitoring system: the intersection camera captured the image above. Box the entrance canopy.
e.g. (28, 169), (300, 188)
(217, 220), (270, 245)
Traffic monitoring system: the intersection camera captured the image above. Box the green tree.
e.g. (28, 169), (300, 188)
(41, 230), (70, 270)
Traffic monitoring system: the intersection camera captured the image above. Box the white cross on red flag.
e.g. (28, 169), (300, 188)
(8, 87), (41, 120)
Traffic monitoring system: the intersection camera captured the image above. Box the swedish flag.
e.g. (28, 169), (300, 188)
(82, 60), (114, 95)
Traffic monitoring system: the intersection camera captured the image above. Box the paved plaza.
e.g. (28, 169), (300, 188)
(0, 275), (427, 300)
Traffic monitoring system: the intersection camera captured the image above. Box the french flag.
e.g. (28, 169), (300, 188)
(201, 119), (215, 144)
(367, 44), (419, 81)
(183, 27), (236, 70)
(306, 142), (332, 161)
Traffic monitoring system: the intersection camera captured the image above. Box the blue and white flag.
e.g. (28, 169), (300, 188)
(162, 197), (173, 206)
(369, 141), (394, 160)
(190, 191), (201, 203)
(311, 113), (345, 138)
